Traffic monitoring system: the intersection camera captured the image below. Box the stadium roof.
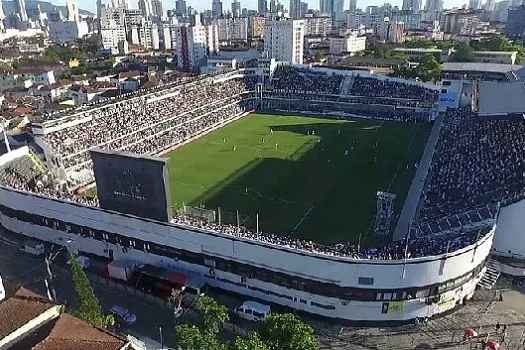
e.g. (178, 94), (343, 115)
(442, 62), (523, 74)
(477, 81), (525, 116)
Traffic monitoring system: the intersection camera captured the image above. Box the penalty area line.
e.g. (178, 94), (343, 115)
(288, 204), (315, 237)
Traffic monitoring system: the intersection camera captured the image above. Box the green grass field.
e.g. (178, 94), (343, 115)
(165, 113), (431, 246)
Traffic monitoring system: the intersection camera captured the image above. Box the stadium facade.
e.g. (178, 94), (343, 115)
(0, 63), (497, 322)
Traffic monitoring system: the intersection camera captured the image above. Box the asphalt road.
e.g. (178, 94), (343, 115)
(0, 234), (176, 349)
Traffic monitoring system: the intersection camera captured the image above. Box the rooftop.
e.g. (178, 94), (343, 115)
(477, 81), (525, 116)
(442, 62), (522, 73)
(31, 313), (126, 350)
(0, 288), (57, 340)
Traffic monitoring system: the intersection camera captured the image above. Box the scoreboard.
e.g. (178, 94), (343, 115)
(90, 149), (173, 222)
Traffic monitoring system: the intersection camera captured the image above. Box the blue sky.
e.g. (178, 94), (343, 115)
(74, 0), (468, 15)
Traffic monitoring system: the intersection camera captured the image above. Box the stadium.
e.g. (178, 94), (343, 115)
(0, 60), (518, 322)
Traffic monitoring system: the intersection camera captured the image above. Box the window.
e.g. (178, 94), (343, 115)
(311, 302), (335, 310)
(300, 299), (307, 304)
(358, 277), (374, 286)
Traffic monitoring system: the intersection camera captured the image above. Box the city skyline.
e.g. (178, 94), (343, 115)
(68, 0), (471, 15)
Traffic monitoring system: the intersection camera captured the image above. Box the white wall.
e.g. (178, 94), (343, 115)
(0, 187), (494, 291)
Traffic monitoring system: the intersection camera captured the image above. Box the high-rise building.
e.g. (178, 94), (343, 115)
(505, 5), (525, 38)
(231, 0), (241, 17)
(175, 0), (187, 15)
(402, 0), (421, 11)
(304, 15), (332, 35)
(320, 0), (344, 21)
(65, 0), (78, 21)
(289, 0), (308, 18)
(349, 0), (357, 11)
(130, 22), (160, 49)
(258, 0), (267, 15)
(212, 0), (223, 17)
(14, 0), (28, 22)
(468, 0), (481, 8)
(248, 15), (265, 39)
(112, 0), (131, 9)
(424, 0), (444, 11)
(320, 0), (332, 16)
(483, 0), (495, 11)
(374, 17), (405, 43)
(151, 0), (164, 19)
(216, 17), (248, 40)
(49, 19), (89, 42)
(442, 9), (481, 35)
(138, 0), (153, 18)
(263, 17), (305, 64)
(176, 21), (219, 71)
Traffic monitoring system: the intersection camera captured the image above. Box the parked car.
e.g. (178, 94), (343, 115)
(109, 305), (137, 325)
(234, 301), (271, 322)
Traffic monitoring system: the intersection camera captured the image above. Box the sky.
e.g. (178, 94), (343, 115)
(73, 0), (467, 17)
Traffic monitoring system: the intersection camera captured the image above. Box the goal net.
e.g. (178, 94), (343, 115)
(177, 205), (216, 223)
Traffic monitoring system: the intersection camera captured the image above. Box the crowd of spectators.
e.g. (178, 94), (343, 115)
(271, 66), (343, 95)
(421, 107), (525, 220)
(349, 76), (439, 103)
(166, 213), (486, 260)
(45, 78), (253, 170)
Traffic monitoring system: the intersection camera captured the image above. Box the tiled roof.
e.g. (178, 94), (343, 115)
(32, 313), (126, 350)
(0, 288), (56, 340)
(13, 67), (49, 75)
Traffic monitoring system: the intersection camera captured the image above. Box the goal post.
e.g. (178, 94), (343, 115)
(177, 205), (216, 223)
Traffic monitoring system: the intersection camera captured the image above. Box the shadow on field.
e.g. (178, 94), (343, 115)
(175, 119), (427, 245)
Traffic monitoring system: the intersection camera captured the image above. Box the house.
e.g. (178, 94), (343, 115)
(68, 82), (116, 106)
(110, 70), (142, 88)
(33, 83), (67, 100)
(0, 288), (142, 350)
(68, 85), (99, 105)
(12, 67), (56, 85)
(70, 75), (90, 86)
(121, 77), (140, 91)
(4, 86), (32, 100)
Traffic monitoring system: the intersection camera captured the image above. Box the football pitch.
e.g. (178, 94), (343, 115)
(166, 113), (431, 246)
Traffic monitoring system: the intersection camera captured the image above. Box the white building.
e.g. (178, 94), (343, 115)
(65, 0), (78, 21)
(138, 0), (153, 18)
(328, 34), (366, 54)
(130, 22), (160, 50)
(304, 15), (332, 36)
(101, 24), (127, 52)
(264, 17), (305, 64)
(176, 21), (219, 71)
(216, 17), (248, 41)
(49, 20), (89, 43)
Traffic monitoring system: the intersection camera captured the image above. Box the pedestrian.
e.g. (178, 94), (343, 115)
(496, 321), (501, 333)
(270, 128), (273, 135)
(275, 143), (278, 149)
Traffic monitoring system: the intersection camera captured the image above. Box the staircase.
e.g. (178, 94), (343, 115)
(478, 259), (501, 290)
(339, 75), (355, 95)
(28, 152), (46, 175)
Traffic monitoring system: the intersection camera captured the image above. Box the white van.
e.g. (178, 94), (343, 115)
(234, 301), (271, 322)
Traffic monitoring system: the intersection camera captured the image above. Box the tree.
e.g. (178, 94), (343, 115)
(417, 53), (442, 82)
(258, 313), (319, 350)
(230, 332), (270, 350)
(175, 324), (226, 350)
(314, 51), (324, 62)
(194, 295), (230, 335)
(69, 256), (114, 328)
(451, 42), (475, 62)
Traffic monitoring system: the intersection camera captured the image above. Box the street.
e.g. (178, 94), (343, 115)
(0, 232), (176, 349)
